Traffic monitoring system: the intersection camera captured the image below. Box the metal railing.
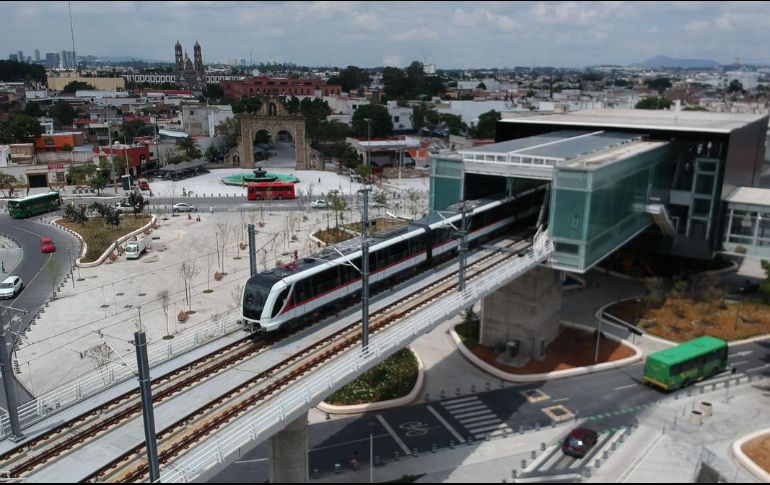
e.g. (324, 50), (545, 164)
(159, 235), (555, 483)
(0, 314), (241, 439)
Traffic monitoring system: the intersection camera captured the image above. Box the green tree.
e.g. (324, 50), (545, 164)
(50, 101), (77, 126)
(0, 114), (43, 142)
(205, 83), (224, 100)
(439, 113), (467, 136)
(328, 191), (346, 228)
(0, 173), (17, 186)
(0, 60), (46, 83)
(231, 96), (263, 114)
(90, 173), (108, 196)
(122, 119), (149, 141)
(23, 102), (42, 117)
(351, 104), (393, 138)
(61, 80), (96, 93)
(412, 104), (440, 131)
(127, 191), (147, 217)
(205, 144), (220, 162)
(354, 164), (373, 182)
(176, 136), (202, 159)
(215, 117), (241, 153)
(645, 77), (672, 94)
(327, 66), (371, 93)
(635, 97), (672, 110)
(472, 110), (501, 139)
(728, 79), (744, 93)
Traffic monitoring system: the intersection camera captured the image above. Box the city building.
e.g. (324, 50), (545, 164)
(386, 100), (414, 132)
(173, 40), (206, 89)
(93, 142), (152, 177)
(35, 132), (86, 152)
(45, 52), (60, 69)
(221, 76), (341, 98)
(46, 71), (126, 91)
(60, 50), (77, 69)
(430, 108), (768, 272)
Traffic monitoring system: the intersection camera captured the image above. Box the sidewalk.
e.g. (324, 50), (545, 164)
(0, 235), (23, 276)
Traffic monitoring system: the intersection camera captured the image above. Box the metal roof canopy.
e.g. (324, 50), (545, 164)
(158, 160), (208, 172)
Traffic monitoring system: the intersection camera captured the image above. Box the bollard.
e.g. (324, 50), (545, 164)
(374, 456), (380, 467)
(449, 440), (455, 449)
(712, 383), (717, 391)
(584, 467), (592, 478)
(519, 425), (524, 435)
(486, 382), (491, 391)
(611, 442), (617, 451)
(432, 443), (437, 453)
(535, 423), (540, 432)
(471, 385), (476, 393)
(325, 413), (330, 420)
(530, 450), (536, 459)
(468, 436), (474, 446)
(500, 380), (504, 389)
(521, 459), (526, 469)
(413, 448), (418, 457)
(619, 434), (625, 443)
(394, 451), (400, 461)
(456, 387), (461, 396)
(700, 386), (705, 394)
(551, 421), (556, 429)
(312, 468), (319, 479)
(440, 390), (446, 399)
(603, 450), (609, 459)
(595, 459), (601, 469)
(425, 393), (430, 402)
(334, 464), (341, 474)
(502, 430), (508, 438)
(511, 470), (518, 479)
(485, 434), (491, 441)
(540, 442), (546, 451)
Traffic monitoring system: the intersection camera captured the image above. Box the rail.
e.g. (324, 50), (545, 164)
(0, 314), (241, 439)
(158, 235), (554, 482)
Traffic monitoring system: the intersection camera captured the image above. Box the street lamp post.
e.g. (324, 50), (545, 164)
(360, 184), (372, 350)
(107, 120), (117, 194)
(0, 304), (28, 441)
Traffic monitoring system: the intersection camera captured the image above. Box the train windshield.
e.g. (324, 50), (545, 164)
(243, 275), (278, 320)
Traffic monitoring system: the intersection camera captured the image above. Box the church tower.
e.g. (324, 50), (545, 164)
(193, 40), (203, 72)
(175, 41), (183, 70)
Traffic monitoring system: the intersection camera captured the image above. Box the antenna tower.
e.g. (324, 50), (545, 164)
(68, 1), (78, 72)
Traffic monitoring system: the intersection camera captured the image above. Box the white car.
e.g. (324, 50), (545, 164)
(173, 203), (197, 213)
(0, 276), (23, 299)
(114, 201), (133, 214)
(311, 200), (328, 209)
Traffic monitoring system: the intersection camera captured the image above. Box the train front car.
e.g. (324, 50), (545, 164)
(241, 273), (284, 333)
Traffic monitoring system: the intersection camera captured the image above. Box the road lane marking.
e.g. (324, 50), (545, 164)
(454, 409), (492, 419)
(463, 418), (501, 429)
(447, 404), (487, 415)
(426, 406), (466, 443)
(729, 360), (749, 366)
(552, 397), (571, 403)
(443, 400), (483, 410)
(442, 396), (477, 405)
(459, 413), (499, 424)
(614, 384), (639, 391)
(376, 415), (411, 455)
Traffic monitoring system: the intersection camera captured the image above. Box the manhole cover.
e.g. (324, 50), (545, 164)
(124, 305), (133, 309)
(541, 405), (575, 423)
(551, 408), (567, 417)
(100, 304), (110, 309)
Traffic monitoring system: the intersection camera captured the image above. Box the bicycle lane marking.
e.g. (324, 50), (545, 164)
(376, 414), (411, 455)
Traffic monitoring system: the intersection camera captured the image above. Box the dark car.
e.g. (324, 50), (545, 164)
(561, 427), (598, 458)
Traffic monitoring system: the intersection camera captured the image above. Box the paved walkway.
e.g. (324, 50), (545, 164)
(0, 235), (23, 277)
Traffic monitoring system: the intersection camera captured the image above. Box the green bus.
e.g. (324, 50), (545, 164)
(643, 336), (728, 391)
(7, 191), (62, 219)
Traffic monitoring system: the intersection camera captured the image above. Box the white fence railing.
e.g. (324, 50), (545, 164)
(0, 314), (242, 439)
(158, 236), (555, 483)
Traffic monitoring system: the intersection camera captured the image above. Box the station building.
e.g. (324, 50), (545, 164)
(430, 109), (769, 273)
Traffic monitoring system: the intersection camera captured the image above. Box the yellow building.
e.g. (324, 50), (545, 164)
(46, 71), (125, 91)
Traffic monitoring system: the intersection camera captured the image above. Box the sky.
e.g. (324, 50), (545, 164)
(2, 1), (770, 68)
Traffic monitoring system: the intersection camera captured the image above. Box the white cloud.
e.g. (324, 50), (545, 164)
(382, 54), (403, 67)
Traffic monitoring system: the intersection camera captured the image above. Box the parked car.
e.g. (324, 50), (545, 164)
(0, 276), (23, 299)
(370, 201), (388, 208)
(138, 178), (150, 191)
(311, 200), (328, 209)
(40, 237), (56, 254)
(173, 203), (197, 213)
(561, 427), (598, 458)
(114, 201), (133, 214)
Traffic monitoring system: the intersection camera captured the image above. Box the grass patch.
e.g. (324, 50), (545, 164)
(58, 215), (151, 263)
(455, 320), (481, 350)
(313, 218), (409, 245)
(326, 348), (418, 405)
(313, 227), (351, 244)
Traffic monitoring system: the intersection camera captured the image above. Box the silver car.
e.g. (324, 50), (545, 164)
(173, 203), (197, 213)
(0, 276), (23, 299)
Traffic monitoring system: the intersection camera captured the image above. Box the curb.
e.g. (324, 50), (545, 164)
(731, 428), (770, 482)
(50, 217), (88, 261)
(59, 215), (157, 268)
(597, 298), (770, 348)
(600, 259), (739, 282)
(450, 321), (643, 382)
(316, 347), (424, 415)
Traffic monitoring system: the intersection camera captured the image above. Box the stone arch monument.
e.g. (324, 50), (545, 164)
(237, 97), (309, 170)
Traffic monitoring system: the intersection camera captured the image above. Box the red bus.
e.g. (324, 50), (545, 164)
(247, 182), (296, 201)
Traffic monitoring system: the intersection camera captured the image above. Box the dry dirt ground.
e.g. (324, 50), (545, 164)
(470, 326), (636, 374)
(743, 434), (770, 474)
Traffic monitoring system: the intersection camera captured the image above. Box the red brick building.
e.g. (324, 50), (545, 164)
(220, 77), (341, 99)
(93, 143), (151, 176)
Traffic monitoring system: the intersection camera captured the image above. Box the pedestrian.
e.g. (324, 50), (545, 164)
(209, 205), (213, 214)
(318, 177), (321, 184)
(1, 261), (4, 273)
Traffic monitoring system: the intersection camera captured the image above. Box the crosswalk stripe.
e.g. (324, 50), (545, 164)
(457, 413), (499, 424)
(447, 404), (487, 415)
(474, 427), (513, 439)
(462, 418), (501, 429)
(442, 396), (478, 406)
(454, 409), (493, 420)
(444, 400), (484, 411)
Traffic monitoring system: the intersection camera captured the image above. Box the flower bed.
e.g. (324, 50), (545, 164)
(57, 215), (152, 263)
(325, 348), (418, 405)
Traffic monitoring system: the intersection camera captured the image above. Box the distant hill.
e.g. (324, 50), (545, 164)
(633, 55), (721, 69)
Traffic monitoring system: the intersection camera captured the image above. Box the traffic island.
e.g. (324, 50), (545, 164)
(317, 348), (424, 414)
(451, 321), (642, 382)
(56, 215), (154, 265)
(733, 429), (770, 482)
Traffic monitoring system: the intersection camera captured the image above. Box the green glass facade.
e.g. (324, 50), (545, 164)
(430, 156), (464, 211)
(549, 143), (675, 271)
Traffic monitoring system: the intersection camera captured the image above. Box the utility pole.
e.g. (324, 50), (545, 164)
(248, 224), (257, 277)
(0, 305), (28, 441)
(360, 184), (372, 350)
(134, 331), (160, 482)
(107, 121), (116, 194)
(457, 200), (470, 292)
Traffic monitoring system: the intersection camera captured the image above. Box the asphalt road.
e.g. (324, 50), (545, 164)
(210, 340), (770, 482)
(0, 214), (80, 407)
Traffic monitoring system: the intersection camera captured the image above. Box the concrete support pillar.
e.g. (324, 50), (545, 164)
(480, 267), (561, 364)
(269, 411), (308, 483)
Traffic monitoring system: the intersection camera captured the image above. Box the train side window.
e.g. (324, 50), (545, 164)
(271, 288), (290, 318)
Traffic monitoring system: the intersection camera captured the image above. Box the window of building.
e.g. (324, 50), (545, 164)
(393, 116), (400, 123)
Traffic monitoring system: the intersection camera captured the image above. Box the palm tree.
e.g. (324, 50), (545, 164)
(176, 136), (202, 159)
